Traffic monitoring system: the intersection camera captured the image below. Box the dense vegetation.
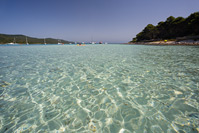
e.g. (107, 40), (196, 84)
(132, 12), (199, 42)
(0, 34), (74, 44)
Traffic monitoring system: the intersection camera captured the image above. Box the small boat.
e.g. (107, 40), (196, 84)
(58, 40), (64, 45)
(8, 37), (17, 45)
(8, 42), (15, 44)
(90, 36), (95, 44)
(77, 43), (86, 46)
(59, 43), (64, 45)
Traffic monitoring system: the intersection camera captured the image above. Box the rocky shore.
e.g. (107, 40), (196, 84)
(129, 40), (199, 46)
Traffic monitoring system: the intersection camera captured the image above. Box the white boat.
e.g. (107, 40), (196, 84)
(8, 42), (15, 44)
(90, 36), (95, 44)
(8, 37), (16, 44)
(58, 40), (64, 45)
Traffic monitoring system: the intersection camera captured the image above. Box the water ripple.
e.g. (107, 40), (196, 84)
(0, 45), (199, 132)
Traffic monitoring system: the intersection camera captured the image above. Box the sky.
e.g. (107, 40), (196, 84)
(0, 0), (199, 43)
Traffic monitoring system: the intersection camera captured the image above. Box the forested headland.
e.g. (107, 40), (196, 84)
(131, 12), (199, 42)
(0, 34), (74, 44)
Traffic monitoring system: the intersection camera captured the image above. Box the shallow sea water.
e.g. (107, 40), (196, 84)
(0, 44), (199, 133)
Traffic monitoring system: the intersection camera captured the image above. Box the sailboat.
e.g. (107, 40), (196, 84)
(26, 36), (29, 45)
(90, 36), (95, 44)
(58, 40), (64, 45)
(44, 38), (46, 45)
(8, 37), (18, 45)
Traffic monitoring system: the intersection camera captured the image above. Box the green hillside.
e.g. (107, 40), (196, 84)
(131, 12), (199, 42)
(0, 34), (74, 44)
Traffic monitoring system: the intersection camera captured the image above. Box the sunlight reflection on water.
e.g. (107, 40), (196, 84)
(0, 44), (199, 132)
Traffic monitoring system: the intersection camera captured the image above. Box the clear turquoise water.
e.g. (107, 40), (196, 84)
(0, 44), (199, 133)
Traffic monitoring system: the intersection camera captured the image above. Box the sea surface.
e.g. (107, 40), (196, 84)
(0, 44), (199, 133)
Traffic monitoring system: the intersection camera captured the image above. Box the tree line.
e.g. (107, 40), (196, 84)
(132, 12), (199, 42)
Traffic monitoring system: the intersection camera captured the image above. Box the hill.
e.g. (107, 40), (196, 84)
(131, 12), (199, 42)
(0, 34), (74, 44)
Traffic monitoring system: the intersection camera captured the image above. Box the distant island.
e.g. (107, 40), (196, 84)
(130, 12), (199, 45)
(0, 34), (74, 44)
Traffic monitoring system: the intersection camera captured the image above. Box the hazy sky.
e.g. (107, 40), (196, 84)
(0, 0), (199, 43)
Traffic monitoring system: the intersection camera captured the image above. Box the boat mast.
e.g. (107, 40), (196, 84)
(91, 36), (95, 44)
(44, 38), (46, 45)
(13, 37), (16, 44)
(58, 39), (62, 45)
(26, 36), (29, 45)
